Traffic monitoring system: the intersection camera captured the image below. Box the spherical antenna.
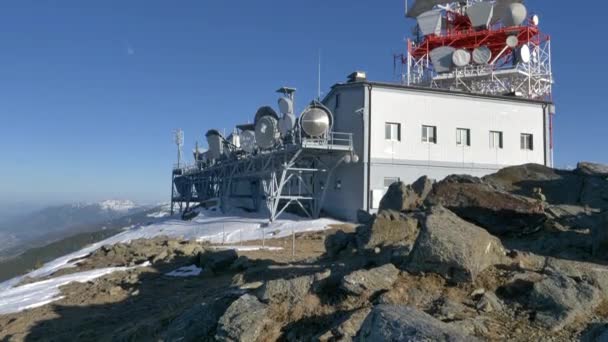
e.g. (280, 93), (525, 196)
(299, 103), (333, 138)
(502, 3), (527, 27)
(254, 106), (279, 125)
(255, 116), (279, 149)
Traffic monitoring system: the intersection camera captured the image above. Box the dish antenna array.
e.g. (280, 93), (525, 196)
(397, 0), (553, 100)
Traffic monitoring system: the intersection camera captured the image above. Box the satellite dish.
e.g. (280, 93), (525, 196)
(506, 35), (519, 48)
(532, 14), (540, 26)
(205, 129), (224, 160)
(472, 46), (492, 64)
(254, 106), (279, 125)
(255, 116), (279, 149)
(491, 0), (523, 24)
(278, 97), (294, 115)
(430, 46), (456, 73)
(240, 130), (256, 153)
(517, 44), (531, 64)
(300, 103), (333, 137)
(452, 49), (471, 67)
(417, 10), (443, 36)
(278, 113), (296, 136)
(466, 2), (494, 28)
(502, 3), (527, 27)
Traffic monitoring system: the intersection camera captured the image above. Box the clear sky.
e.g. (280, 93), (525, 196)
(0, 0), (604, 205)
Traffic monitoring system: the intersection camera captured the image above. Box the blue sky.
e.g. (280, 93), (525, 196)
(0, 0), (604, 206)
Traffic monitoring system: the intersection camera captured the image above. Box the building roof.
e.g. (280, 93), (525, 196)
(326, 80), (554, 107)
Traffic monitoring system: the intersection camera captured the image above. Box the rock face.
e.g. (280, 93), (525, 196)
(379, 176), (434, 212)
(318, 308), (372, 342)
(325, 230), (356, 258)
(528, 272), (602, 332)
(593, 212), (608, 259)
(215, 294), (268, 342)
(408, 206), (506, 283)
(356, 210), (419, 251)
(356, 305), (478, 341)
(199, 249), (238, 272)
(341, 264), (400, 296)
(426, 175), (546, 235)
(576, 162), (608, 177)
(257, 274), (314, 305)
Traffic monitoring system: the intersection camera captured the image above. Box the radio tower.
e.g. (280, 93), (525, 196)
(173, 129), (184, 168)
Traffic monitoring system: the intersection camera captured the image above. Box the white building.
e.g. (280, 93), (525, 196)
(321, 73), (554, 221)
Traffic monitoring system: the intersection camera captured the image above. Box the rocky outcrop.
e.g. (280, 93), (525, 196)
(426, 175), (546, 235)
(407, 206), (506, 283)
(356, 210), (419, 251)
(257, 274), (314, 305)
(341, 264), (400, 296)
(215, 294), (269, 342)
(379, 176), (434, 212)
(528, 271), (601, 332)
(592, 212), (608, 259)
(199, 249), (238, 273)
(317, 308), (371, 342)
(325, 230), (356, 258)
(576, 162), (608, 177)
(356, 305), (478, 341)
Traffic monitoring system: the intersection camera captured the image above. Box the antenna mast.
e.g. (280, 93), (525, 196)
(173, 129), (184, 168)
(317, 49), (322, 101)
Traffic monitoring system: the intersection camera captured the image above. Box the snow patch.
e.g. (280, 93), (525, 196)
(99, 200), (137, 212)
(211, 245), (284, 252)
(166, 265), (202, 277)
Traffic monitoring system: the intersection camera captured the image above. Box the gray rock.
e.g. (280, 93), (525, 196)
(379, 176), (435, 212)
(256, 274), (314, 305)
(528, 271), (601, 332)
(576, 162), (608, 177)
(356, 305), (479, 341)
(199, 249), (238, 272)
(325, 230), (356, 258)
(341, 264), (400, 296)
(476, 292), (504, 313)
(164, 292), (240, 341)
(356, 210), (420, 252)
(408, 206), (506, 283)
(426, 175), (547, 235)
(580, 176), (608, 211)
(357, 210), (374, 225)
(544, 257), (608, 296)
(593, 212), (608, 259)
(318, 308), (372, 342)
(215, 294), (268, 342)
(580, 323), (608, 342)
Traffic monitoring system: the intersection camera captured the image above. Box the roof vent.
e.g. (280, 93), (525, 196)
(347, 71), (367, 83)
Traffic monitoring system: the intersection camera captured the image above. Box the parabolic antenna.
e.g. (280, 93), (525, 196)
(406, 0), (453, 18)
(452, 49), (471, 67)
(506, 35), (519, 48)
(417, 10), (443, 36)
(491, 0), (524, 24)
(532, 14), (540, 26)
(300, 103), (333, 138)
(278, 97), (294, 115)
(255, 116), (280, 149)
(254, 106), (279, 125)
(240, 130), (256, 153)
(278, 113), (296, 136)
(517, 44), (531, 64)
(466, 2), (494, 28)
(472, 46), (492, 64)
(502, 3), (527, 27)
(205, 129), (224, 160)
(430, 46), (456, 73)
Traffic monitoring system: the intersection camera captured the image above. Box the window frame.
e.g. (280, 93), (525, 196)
(385, 122), (401, 142)
(489, 131), (504, 149)
(456, 128), (471, 147)
(422, 125), (437, 144)
(521, 133), (534, 151)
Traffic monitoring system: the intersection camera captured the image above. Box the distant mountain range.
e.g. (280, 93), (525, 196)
(0, 200), (166, 261)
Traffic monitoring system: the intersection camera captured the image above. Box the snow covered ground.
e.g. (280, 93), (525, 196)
(0, 208), (342, 315)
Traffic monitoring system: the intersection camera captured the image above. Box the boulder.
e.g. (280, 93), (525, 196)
(576, 162), (608, 177)
(164, 292), (240, 341)
(407, 206), (506, 283)
(356, 305), (478, 341)
(475, 292), (504, 313)
(215, 294), (268, 342)
(325, 230), (356, 258)
(544, 257), (608, 295)
(528, 271), (601, 332)
(426, 175), (546, 235)
(356, 210), (374, 225)
(199, 249), (238, 272)
(341, 264), (400, 296)
(356, 210), (419, 251)
(580, 176), (608, 211)
(318, 308), (371, 342)
(256, 274), (314, 305)
(379, 176), (434, 212)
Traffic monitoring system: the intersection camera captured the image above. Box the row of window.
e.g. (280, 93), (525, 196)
(384, 123), (535, 151)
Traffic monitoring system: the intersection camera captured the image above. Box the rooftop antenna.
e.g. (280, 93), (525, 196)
(173, 129), (184, 168)
(317, 49), (322, 101)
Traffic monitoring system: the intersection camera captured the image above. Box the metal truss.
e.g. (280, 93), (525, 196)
(171, 134), (355, 222)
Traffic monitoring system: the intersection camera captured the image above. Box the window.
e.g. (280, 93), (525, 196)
(335, 93), (341, 110)
(384, 177), (400, 188)
(456, 128), (471, 146)
(490, 131), (503, 149)
(521, 134), (534, 150)
(385, 122), (401, 141)
(422, 125), (437, 143)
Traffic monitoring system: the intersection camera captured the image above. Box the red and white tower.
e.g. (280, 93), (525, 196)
(398, 0), (553, 100)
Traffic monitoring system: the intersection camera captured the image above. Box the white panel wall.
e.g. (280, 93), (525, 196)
(370, 87), (546, 166)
